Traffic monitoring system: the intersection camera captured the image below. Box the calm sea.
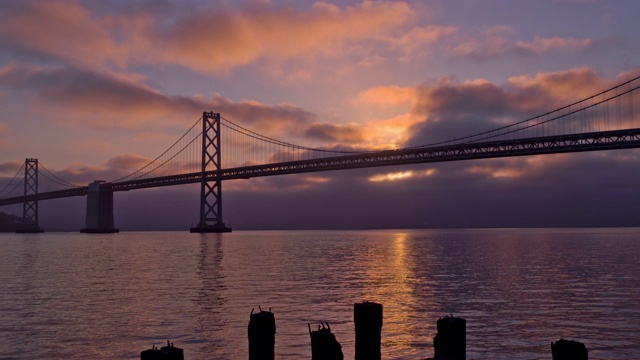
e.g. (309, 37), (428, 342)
(0, 229), (638, 359)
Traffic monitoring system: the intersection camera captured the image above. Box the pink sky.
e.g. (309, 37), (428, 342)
(1, 0), (640, 230)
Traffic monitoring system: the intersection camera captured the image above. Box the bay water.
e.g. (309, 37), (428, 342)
(0, 228), (639, 359)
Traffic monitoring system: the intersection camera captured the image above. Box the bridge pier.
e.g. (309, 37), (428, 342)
(80, 181), (119, 234)
(190, 112), (232, 233)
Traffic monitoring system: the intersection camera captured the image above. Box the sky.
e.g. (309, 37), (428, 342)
(1, 0), (640, 230)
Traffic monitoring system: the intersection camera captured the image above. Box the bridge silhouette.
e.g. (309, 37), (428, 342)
(1, 75), (639, 233)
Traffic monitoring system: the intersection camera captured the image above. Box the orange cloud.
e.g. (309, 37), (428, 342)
(356, 85), (416, 107)
(105, 153), (152, 171)
(143, 1), (429, 73)
(0, 1), (455, 75)
(0, 1), (125, 66)
(506, 67), (608, 107)
(360, 113), (423, 149)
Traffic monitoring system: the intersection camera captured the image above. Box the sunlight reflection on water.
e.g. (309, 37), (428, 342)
(0, 228), (639, 359)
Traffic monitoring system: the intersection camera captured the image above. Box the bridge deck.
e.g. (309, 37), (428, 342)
(2, 128), (640, 205)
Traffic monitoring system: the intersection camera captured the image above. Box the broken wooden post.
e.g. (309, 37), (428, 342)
(551, 339), (588, 360)
(433, 315), (465, 360)
(309, 322), (344, 360)
(248, 307), (276, 360)
(354, 301), (383, 360)
(140, 340), (184, 360)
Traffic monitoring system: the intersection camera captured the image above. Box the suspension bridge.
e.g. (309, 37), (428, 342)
(1, 75), (640, 233)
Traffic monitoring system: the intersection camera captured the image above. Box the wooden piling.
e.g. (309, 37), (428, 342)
(354, 301), (383, 360)
(140, 340), (184, 360)
(551, 339), (588, 360)
(248, 307), (276, 360)
(309, 322), (344, 360)
(433, 315), (465, 360)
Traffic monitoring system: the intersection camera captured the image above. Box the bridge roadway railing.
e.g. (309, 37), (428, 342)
(2, 128), (640, 205)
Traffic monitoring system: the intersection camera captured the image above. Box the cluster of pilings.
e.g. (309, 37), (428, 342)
(141, 301), (589, 359)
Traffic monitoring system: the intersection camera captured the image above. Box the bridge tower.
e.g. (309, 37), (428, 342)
(16, 158), (44, 233)
(190, 112), (232, 233)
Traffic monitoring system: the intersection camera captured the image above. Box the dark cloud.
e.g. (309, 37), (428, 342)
(0, 161), (21, 174)
(303, 123), (365, 143)
(404, 68), (631, 147)
(0, 63), (372, 147)
(105, 154), (151, 171)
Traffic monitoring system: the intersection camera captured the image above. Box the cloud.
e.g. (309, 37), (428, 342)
(0, 1), (456, 75)
(452, 27), (604, 62)
(304, 123), (366, 143)
(0, 161), (22, 174)
(0, 1), (125, 66)
(515, 36), (594, 55)
(0, 63), (403, 149)
(386, 25), (457, 57)
(143, 1), (422, 73)
(453, 26), (512, 61)
(356, 85), (416, 107)
(105, 153), (152, 172)
(0, 63), (201, 128)
(404, 67), (635, 147)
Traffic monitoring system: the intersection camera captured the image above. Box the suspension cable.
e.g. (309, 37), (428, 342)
(39, 170), (78, 188)
(110, 116), (203, 182)
(124, 133), (202, 181)
(0, 162), (25, 197)
(221, 117), (372, 154)
(3, 178), (24, 199)
(39, 162), (82, 188)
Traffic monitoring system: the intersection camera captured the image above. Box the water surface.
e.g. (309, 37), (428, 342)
(0, 228), (638, 359)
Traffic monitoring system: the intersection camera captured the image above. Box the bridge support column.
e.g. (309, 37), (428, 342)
(80, 181), (119, 233)
(16, 158), (44, 233)
(190, 112), (232, 233)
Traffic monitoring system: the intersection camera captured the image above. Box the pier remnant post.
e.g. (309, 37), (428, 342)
(551, 339), (588, 360)
(354, 301), (383, 360)
(248, 307), (276, 360)
(309, 322), (343, 360)
(140, 340), (184, 360)
(433, 315), (466, 360)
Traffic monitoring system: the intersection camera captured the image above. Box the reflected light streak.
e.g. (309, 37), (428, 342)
(362, 232), (426, 355)
(384, 233), (417, 352)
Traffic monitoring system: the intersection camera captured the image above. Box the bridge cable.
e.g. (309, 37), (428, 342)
(110, 116), (203, 183)
(2, 178), (24, 199)
(221, 116), (372, 154)
(39, 162), (82, 188)
(0, 162), (25, 198)
(38, 170), (79, 189)
(120, 133), (202, 182)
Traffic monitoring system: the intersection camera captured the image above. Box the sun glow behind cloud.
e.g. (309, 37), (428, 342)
(369, 169), (435, 182)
